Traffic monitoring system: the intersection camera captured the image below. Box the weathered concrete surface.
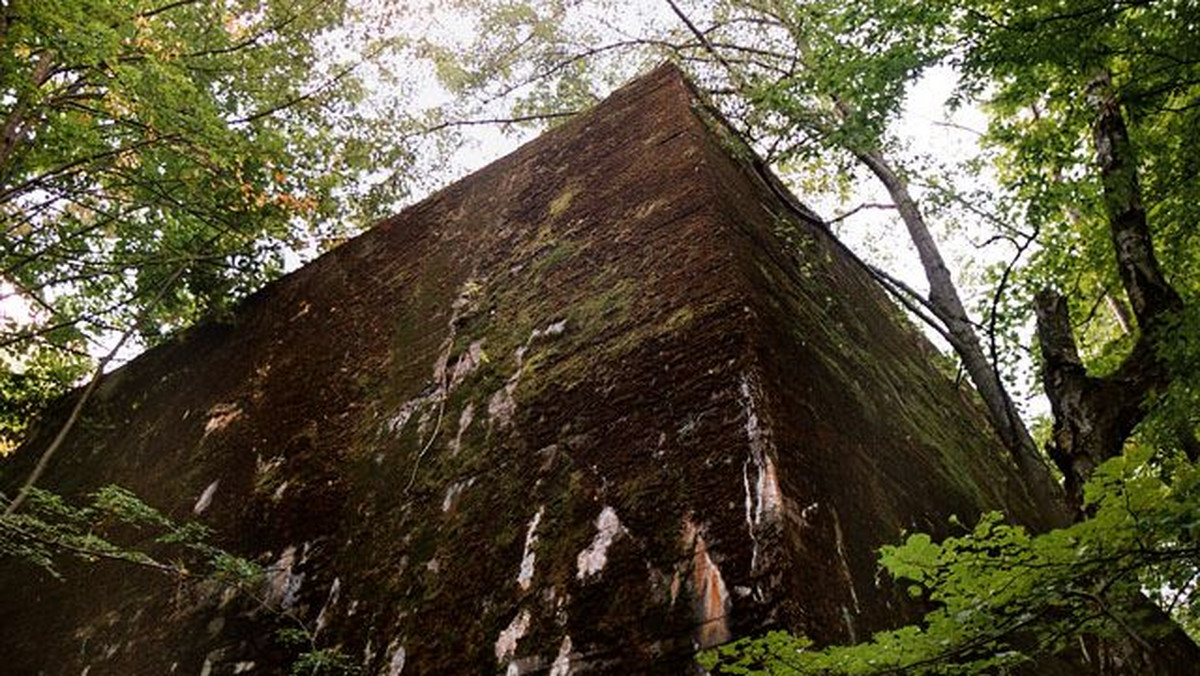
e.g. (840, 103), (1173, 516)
(0, 64), (1048, 674)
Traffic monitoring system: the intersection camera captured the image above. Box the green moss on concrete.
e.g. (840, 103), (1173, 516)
(548, 187), (579, 218)
(691, 101), (754, 164)
(531, 239), (582, 279)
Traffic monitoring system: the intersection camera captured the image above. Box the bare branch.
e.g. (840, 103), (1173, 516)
(827, 201), (898, 224)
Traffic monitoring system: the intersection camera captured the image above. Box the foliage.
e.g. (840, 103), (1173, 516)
(289, 647), (363, 675)
(1, 0), (1197, 671)
(278, 627), (362, 675)
(0, 483), (353, 671)
(0, 484), (228, 577)
(701, 449), (1200, 674)
(0, 345), (88, 453)
(956, 0), (1200, 383)
(424, 0), (945, 182)
(0, 0), (428, 447)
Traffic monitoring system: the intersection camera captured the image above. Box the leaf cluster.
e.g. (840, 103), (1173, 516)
(954, 0), (1200, 372)
(0, 483), (255, 581)
(702, 447), (1200, 674)
(0, 482), (362, 672)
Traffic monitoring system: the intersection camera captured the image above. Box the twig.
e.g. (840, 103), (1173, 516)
(408, 111), (578, 139)
(933, 120), (985, 137)
(985, 227), (1037, 437)
(663, 0), (747, 89)
(827, 202), (898, 224)
(0, 517), (183, 575)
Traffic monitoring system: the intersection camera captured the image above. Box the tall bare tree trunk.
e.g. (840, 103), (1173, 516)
(855, 148), (1065, 521)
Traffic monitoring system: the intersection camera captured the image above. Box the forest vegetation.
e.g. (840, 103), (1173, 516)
(2, 0), (1199, 673)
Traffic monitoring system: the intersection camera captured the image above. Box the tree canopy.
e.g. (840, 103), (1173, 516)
(2, 0), (1200, 672)
(0, 0), (445, 447)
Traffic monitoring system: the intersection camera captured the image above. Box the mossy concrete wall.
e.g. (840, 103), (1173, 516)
(0, 64), (1046, 674)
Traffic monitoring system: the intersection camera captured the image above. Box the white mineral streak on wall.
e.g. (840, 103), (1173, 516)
(489, 320), (567, 429)
(532, 319), (567, 339)
(487, 340), (525, 428)
(517, 506), (545, 590)
(495, 609), (531, 662)
(266, 545), (305, 610)
(738, 373), (783, 572)
(385, 640), (406, 676)
(257, 453), (283, 472)
(450, 340), (485, 390)
(681, 520), (731, 648)
(488, 384), (518, 428)
(549, 635), (573, 676)
(576, 506), (625, 580)
(449, 402), (475, 455)
(739, 373), (782, 524)
(432, 317), (454, 379)
(840, 605), (858, 644)
(314, 577), (341, 634)
(192, 480), (219, 515)
(442, 477), (475, 512)
(799, 501), (819, 527)
(387, 279), (481, 437)
(387, 399), (422, 435)
(831, 507), (861, 615)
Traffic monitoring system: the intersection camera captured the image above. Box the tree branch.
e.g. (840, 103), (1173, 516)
(3, 265), (187, 516)
(1087, 70), (1182, 328)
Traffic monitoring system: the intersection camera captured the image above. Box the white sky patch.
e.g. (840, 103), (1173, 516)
(0, 282), (33, 327)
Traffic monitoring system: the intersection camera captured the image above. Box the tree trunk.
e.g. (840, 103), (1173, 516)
(1035, 290), (1167, 511)
(0, 53), (54, 184)
(855, 148), (1066, 522)
(1037, 70), (1183, 511)
(1034, 69), (1197, 673)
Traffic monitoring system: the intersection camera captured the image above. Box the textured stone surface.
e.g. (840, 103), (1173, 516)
(0, 64), (1047, 674)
